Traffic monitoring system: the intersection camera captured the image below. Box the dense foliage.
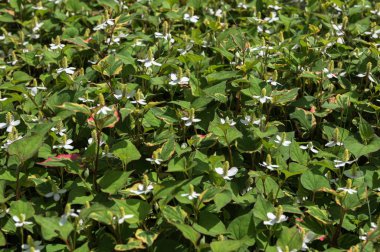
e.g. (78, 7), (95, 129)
(0, 0), (380, 251)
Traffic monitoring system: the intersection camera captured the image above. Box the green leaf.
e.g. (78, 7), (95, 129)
(290, 108), (316, 132)
(12, 71), (33, 84)
(111, 140), (141, 166)
(161, 205), (187, 224)
(306, 206), (331, 224)
(58, 102), (91, 115)
(0, 230), (6, 246)
(344, 135), (380, 157)
(210, 240), (245, 252)
(253, 195), (274, 221)
(34, 215), (74, 241)
(359, 117), (375, 142)
(193, 211), (227, 237)
(300, 170), (331, 192)
(277, 226), (303, 251)
(8, 133), (46, 164)
(135, 229), (158, 246)
(97, 170), (133, 194)
(92, 55), (123, 77)
(114, 239), (145, 251)
(170, 223), (200, 247)
(227, 211), (256, 245)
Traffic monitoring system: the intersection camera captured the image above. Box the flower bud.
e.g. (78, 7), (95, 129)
(334, 128), (340, 141)
(223, 161), (230, 175)
(342, 16), (348, 30)
(328, 60), (334, 72)
(91, 130), (98, 144)
(275, 205), (284, 219)
(343, 149), (350, 162)
(163, 21), (169, 35)
(62, 56), (68, 68)
(366, 62), (372, 76)
(83, 168), (89, 179)
(261, 88), (267, 97)
(6, 112), (12, 125)
(266, 154), (272, 165)
(346, 179), (352, 189)
(148, 48), (154, 60)
(98, 93), (105, 106)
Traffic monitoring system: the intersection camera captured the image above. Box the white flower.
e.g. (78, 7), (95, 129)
(53, 138), (74, 150)
(154, 32), (174, 43)
(78, 97), (94, 103)
(220, 116), (236, 126)
(337, 187), (357, 194)
(260, 162), (279, 171)
(97, 105), (113, 115)
(263, 12), (279, 23)
(1, 136), (23, 150)
(334, 159), (357, 168)
(274, 135), (291, 147)
(59, 209), (80, 226)
(240, 116), (264, 126)
(130, 183), (154, 195)
(332, 23), (344, 36)
(169, 73), (189, 85)
(237, 3), (248, 9)
(88, 137), (105, 146)
(177, 43), (193, 55)
(33, 22), (44, 33)
(214, 9), (223, 17)
(0, 35), (5, 40)
(116, 213), (134, 224)
(32, 5), (47, 10)
(45, 188), (67, 201)
(214, 167), (238, 180)
(267, 78), (282, 86)
(27, 86), (47, 97)
(181, 191), (200, 200)
(113, 89), (136, 100)
(300, 142), (318, 153)
(301, 231), (316, 251)
(93, 19), (115, 31)
(263, 212), (288, 225)
(137, 57), (162, 68)
(325, 140), (344, 147)
(57, 67), (76, 75)
(268, 5), (282, 10)
(132, 40), (145, 47)
(252, 94), (272, 104)
(323, 68), (346, 79)
(359, 222), (378, 241)
(364, 29), (380, 39)
(181, 115), (201, 126)
(13, 214), (33, 227)
(146, 157), (163, 165)
(49, 43), (65, 50)
(0, 116), (20, 133)
(356, 73), (376, 83)
(131, 98), (147, 105)
(21, 240), (44, 252)
(370, 10), (380, 16)
(51, 127), (67, 136)
(184, 13), (199, 23)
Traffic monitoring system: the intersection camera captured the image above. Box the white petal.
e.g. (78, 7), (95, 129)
(54, 193), (61, 201)
(227, 167), (238, 177)
(214, 167), (224, 175)
(267, 212), (276, 220)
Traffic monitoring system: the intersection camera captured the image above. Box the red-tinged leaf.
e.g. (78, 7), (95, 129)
(37, 154), (81, 167)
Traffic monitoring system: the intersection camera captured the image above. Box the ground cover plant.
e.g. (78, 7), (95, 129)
(0, 0), (380, 251)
